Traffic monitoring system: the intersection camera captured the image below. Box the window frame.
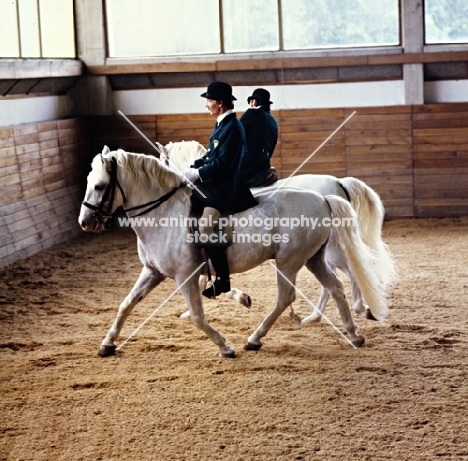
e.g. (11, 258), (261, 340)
(104, 0), (402, 60)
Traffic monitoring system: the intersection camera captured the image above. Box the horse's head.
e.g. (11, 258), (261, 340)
(79, 146), (126, 233)
(156, 141), (170, 166)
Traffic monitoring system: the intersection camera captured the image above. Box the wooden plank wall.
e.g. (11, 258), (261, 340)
(413, 104), (468, 217)
(0, 119), (88, 267)
(150, 103), (467, 218)
(1, 102), (466, 267)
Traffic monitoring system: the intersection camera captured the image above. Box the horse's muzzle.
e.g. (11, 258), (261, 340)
(79, 210), (106, 233)
(80, 218), (104, 233)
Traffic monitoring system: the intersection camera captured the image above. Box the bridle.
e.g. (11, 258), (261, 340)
(82, 156), (185, 220)
(163, 145), (171, 167)
(82, 157), (126, 221)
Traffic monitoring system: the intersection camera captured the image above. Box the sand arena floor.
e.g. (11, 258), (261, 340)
(1, 217), (468, 460)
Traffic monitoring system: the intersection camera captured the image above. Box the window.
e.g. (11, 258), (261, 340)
(282, 0), (400, 50)
(106, 0), (400, 58)
(0, 0), (75, 58)
(222, 0), (279, 53)
(425, 0), (468, 44)
(106, 0), (220, 57)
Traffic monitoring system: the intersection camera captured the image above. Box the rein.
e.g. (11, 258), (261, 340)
(124, 183), (185, 217)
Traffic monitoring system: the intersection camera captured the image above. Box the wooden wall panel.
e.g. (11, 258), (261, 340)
(277, 109), (346, 177)
(156, 113), (213, 147)
(1, 118), (86, 267)
(413, 103), (468, 217)
(345, 106), (413, 217)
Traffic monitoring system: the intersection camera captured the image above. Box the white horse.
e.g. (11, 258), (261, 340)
(79, 146), (392, 358)
(158, 140), (396, 323)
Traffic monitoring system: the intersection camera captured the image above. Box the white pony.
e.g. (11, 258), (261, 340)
(79, 146), (393, 358)
(158, 141), (396, 323)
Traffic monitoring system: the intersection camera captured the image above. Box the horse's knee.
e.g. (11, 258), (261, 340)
(326, 278), (346, 300)
(190, 313), (205, 329)
(279, 287), (296, 307)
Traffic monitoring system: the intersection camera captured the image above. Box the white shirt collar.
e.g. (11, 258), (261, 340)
(217, 109), (234, 125)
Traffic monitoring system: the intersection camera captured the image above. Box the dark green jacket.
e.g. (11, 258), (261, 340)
(239, 107), (278, 186)
(196, 112), (257, 213)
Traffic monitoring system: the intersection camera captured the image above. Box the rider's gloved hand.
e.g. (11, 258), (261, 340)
(190, 158), (204, 168)
(184, 168), (200, 185)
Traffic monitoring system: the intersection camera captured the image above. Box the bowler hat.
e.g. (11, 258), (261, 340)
(201, 81), (237, 101)
(247, 88), (273, 105)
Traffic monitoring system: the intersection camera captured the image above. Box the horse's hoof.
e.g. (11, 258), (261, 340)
(365, 308), (378, 321)
(301, 315), (321, 324)
(98, 345), (116, 357)
(289, 308), (302, 325)
(245, 295), (252, 309)
(179, 311), (190, 319)
(220, 346), (235, 358)
(244, 341), (263, 351)
(351, 335), (365, 348)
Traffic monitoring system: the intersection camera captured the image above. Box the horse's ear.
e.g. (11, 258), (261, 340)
(155, 141), (165, 155)
(102, 145), (110, 156)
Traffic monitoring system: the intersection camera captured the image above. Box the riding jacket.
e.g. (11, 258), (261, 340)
(239, 106), (278, 187)
(192, 112), (258, 214)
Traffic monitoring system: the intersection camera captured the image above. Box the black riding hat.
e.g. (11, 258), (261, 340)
(201, 81), (237, 101)
(247, 88), (273, 105)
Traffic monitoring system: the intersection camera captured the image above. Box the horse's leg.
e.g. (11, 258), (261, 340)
(99, 266), (166, 357)
(305, 252), (365, 347)
(336, 262), (377, 321)
(178, 278), (235, 358)
(301, 233), (341, 324)
(329, 240), (369, 319)
(179, 277), (252, 319)
(301, 281), (332, 324)
(223, 288), (252, 308)
(244, 264), (299, 351)
(338, 265), (369, 318)
(303, 233), (368, 323)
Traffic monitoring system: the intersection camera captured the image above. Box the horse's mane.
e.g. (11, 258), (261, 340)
(165, 140), (206, 171)
(110, 149), (184, 189)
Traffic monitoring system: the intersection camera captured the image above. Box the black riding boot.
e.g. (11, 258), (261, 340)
(202, 246), (231, 299)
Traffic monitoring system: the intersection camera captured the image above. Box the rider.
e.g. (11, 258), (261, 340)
(239, 88), (279, 187)
(184, 81), (257, 298)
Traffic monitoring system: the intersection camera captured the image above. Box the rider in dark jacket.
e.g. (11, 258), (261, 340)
(239, 88), (279, 187)
(184, 81), (257, 298)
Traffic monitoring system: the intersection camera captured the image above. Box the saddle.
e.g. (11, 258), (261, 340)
(248, 167), (278, 188)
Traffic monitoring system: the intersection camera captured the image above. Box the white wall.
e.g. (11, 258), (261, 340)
(114, 81), (406, 115)
(1, 79), (465, 127)
(424, 80), (468, 103)
(113, 79), (468, 115)
(0, 95), (73, 127)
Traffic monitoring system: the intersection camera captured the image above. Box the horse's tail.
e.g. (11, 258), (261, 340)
(339, 177), (397, 289)
(324, 195), (393, 322)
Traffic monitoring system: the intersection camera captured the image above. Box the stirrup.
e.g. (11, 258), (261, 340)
(202, 277), (231, 299)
